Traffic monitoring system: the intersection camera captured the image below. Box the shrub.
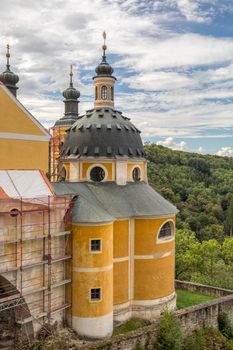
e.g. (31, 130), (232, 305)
(218, 313), (233, 340)
(155, 309), (182, 350)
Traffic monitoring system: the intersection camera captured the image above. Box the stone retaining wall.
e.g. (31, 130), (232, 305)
(63, 281), (233, 349)
(175, 280), (233, 297)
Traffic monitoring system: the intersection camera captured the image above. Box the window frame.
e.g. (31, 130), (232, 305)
(101, 85), (108, 100)
(87, 164), (108, 182)
(157, 220), (175, 244)
(89, 238), (102, 254)
(132, 166), (141, 182)
(89, 287), (102, 303)
(110, 86), (114, 101)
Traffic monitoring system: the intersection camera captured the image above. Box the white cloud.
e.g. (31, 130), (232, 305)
(157, 137), (187, 150)
(0, 0), (232, 153)
(216, 147), (233, 157)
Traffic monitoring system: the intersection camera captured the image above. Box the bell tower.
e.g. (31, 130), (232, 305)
(93, 32), (116, 109)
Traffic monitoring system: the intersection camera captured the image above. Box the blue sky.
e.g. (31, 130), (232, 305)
(1, 0), (233, 156)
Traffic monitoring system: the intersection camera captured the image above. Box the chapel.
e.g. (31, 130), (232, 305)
(53, 33), (178, 339)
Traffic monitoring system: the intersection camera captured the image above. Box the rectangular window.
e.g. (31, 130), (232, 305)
(90, 288), (101, 301)
(90, 239), (101, 252)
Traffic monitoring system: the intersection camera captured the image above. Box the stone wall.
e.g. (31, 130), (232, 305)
(54, 281), (233, 349)
(175, 280), (233, 297)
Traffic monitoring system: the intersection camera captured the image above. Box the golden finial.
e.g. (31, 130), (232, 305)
(6, 44), (10, 69)
(69, 64), (73, 87)
(102, 31), (107, 57)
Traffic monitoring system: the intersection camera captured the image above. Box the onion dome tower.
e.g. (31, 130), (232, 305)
(50, 65), (80, 181)
(55, 65), (80, 127)
(60, 32), (145, 185)
(0, 44), (19, 97)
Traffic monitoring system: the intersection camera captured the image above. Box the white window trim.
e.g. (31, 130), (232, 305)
(89, 238), (102, 254)
(156, 219), (175, 244)
(87, 164), (108, 182)
(89, 287), (102, 303)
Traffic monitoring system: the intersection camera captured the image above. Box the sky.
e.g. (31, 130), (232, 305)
(1, 0), (233, 156)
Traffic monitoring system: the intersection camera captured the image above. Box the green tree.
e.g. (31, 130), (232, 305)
(225, 195), (233, 236)
(156, 310), (182, 350)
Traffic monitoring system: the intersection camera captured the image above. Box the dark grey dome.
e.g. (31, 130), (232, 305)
(0, 68), (19, 87)
(63, 85), (80, 100)
(61, 108), (145, 159)
(95, 56), (114, 77)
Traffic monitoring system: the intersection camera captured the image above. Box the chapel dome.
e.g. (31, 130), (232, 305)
(0, 69), (19, 86)
(61, 107), (144, 159)
(95, 56), (114, 77)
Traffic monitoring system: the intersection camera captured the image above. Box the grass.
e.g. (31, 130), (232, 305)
(112, 318), (149, 336)
(176, 289), (216, 309)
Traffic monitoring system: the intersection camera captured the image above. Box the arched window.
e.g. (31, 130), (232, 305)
(60, 167), (67, 182)
(158, 221), (174, 239)
(95, 86), (98, 100)
(101, 86), (107, 100)
(111, 86), (114, 101)
(132, 167), (141, 182)
(90, 166), (105, 182)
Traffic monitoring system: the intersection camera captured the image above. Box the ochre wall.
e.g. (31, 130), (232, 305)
(72, 223), (113, 318)
(0, 88), (45, 135)
(0, 87), (49, 173)
(0, 139), (49, 173)
(134, 217), (175, 301)
(113, 220), (129, 305)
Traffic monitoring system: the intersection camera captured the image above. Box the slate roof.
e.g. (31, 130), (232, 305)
(61, 108), (145, 159)
(52, 181), (178, 224)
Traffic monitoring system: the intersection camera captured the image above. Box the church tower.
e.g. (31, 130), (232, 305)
(53, 33), (177, 339)
(50, 65), (80, 181)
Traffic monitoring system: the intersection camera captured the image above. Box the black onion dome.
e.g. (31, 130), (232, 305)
(0, 68), (19, 87)
(63, 85), (80, 100)
(95, 55), (114, 76)
(61, 108), (145, 159)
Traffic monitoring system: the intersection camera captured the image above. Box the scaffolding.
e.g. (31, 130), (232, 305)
(49, 127), (65, 182)
(0, 194), (72, 347)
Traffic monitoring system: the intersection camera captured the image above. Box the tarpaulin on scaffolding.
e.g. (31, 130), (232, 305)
(0, 170), (54, 198)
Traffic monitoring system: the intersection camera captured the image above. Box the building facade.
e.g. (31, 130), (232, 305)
(53, 34), (178, 339)
(0, 46), (50, 174)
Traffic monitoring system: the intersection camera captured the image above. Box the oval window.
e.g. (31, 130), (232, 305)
(158, 221), (173, 239)
(10, 208), (20, 217)
(132, 167), (141, 182)
(90, 166), (105, 182)
(101, 86), (107, 100)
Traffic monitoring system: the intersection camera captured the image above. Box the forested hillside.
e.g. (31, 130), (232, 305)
(145, 144), (233, 241)
(145, 144), (233, 288)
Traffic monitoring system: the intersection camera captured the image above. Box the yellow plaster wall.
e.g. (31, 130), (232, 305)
(72, 223), (113, 318)
(72, 223), (113, 268)
(134, 217), (175, 255)
(0, 138), (49, 173)
(134, 256), (175, 300)
(0, 88), (45, 135)
(134, 217), (175, 301)
(113, 260), (128, 305)
(113, 220), (129, 258)
(72, 270), (113, 317)
(81, 162), (113, 181)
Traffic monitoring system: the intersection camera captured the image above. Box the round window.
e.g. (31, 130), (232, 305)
(90, 166), (105, 182)
(132, 167), (141, 182)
